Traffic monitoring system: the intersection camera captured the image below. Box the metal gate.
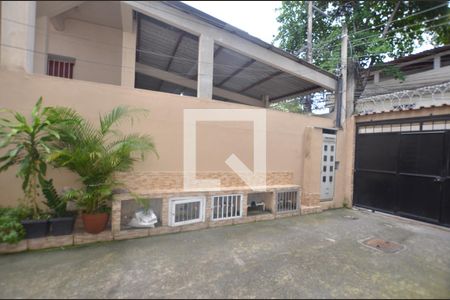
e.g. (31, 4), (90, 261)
(354, 116), (450, 227)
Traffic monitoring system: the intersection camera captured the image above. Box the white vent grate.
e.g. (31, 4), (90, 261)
(169, 197), (205, 226)
(277, 191), (298, 212)
(212, 194), (242, 220)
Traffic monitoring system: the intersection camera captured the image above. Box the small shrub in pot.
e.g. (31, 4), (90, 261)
(48, 106), (158, 234)
(0, 98), (77, 238)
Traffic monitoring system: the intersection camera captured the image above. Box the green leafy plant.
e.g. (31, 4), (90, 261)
(0, 215), (25, 244)
(133, 193), (151, 211)
(0, 98), (77, 220)
(0, 207), (30, 244)
(49, 106), (158, 214)
(40, 177), (68, 218)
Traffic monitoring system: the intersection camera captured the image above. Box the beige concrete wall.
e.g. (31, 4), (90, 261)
(0, 69), (347, 209)
(42, 18), (122, 85)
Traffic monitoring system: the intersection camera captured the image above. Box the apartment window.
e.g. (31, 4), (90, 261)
(47, 54), (75, 79)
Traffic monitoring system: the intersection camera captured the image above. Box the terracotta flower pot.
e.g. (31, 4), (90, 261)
(82, 213), (109, 234)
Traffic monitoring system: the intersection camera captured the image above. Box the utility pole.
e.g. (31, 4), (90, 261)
(305, 1), (313, 112)
(339, 24), (348, 127)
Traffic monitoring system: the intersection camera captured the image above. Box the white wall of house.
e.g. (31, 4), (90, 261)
(0, 1), (36, 73)
(44, 18), (122, 85)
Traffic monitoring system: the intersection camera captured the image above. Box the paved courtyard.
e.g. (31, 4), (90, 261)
(1, 208), (449, 299)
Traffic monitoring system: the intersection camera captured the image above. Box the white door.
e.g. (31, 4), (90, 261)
(320, 133), (337, 200)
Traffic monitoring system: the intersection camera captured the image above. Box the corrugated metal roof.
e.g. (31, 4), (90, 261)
(161, 1), (337, 81)
(136, 11), (330, 103)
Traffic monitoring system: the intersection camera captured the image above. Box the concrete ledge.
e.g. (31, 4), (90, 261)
(2, 202), (316, 254)
(27, 235), (73, 251)
(0, 241), (27, 254)
(233, 216), (256, 224)
(114, 229), (149, 240)
(301, 206), (323, 215)
(179, 222), (209, 232)
(209, 219), (235, 228)
(254, 214), (275, 221)
(149, 226), (180, 236)
(74, 231), (113, 245)
(275, 211), (300, 219)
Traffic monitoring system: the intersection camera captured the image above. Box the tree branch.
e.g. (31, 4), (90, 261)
(382, 0), (401, 37)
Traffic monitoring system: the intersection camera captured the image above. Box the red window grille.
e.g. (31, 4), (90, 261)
(47, 58), (74, 79)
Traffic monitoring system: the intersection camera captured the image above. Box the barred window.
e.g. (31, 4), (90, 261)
(47, 54), (75, 79)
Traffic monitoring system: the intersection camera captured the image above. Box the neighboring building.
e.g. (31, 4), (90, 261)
(355, 45), (450, 114)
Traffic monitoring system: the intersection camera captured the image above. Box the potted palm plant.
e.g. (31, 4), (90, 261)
(0, 98), (76, 238)
(49, 106), (158, 234)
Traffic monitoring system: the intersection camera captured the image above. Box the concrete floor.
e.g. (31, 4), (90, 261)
(1, 208), (450, 299)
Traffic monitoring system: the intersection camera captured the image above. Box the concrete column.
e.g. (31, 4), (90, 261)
(34, 16), (49, 74)
(373, 71), (380, 83)
(197, 34), (214, 99)
(262, 95), (270, 108)
(0, 1), (36, 73)
(433, 55), (441, 70)
(121, 4), (136, 87)
(121, 28), (137, 87)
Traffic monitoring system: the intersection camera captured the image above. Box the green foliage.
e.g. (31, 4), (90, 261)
(0, 98), (78, 219)
(0, 215), (25, 244)
(271, 98), (306, 113)
(63, 186), (112, 214)
(275, 1), (449, 73)
(133, 194), (151, 211)
(40, 177), (68, 218)
(0, 207), (30, 244)
(48, 106), (158, 214)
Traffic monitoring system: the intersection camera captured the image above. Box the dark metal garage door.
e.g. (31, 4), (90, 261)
(354, 115), (450, 227)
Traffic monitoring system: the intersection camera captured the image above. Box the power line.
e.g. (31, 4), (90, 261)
(2, 9), (445, 79)
(349, 2), (449, 37)
(0, 42), (338, 88)
(288, 3), (448, 55)
(311, 18), (449, 56)
(1, 16), (337, 76)
(350, 16), (450, 44)
(313, 21), (450, 64)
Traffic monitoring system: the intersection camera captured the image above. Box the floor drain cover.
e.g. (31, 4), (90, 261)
(363, 238), (404, 253)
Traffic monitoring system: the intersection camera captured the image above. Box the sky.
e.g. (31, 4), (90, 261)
(183, 1), (282, 46)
